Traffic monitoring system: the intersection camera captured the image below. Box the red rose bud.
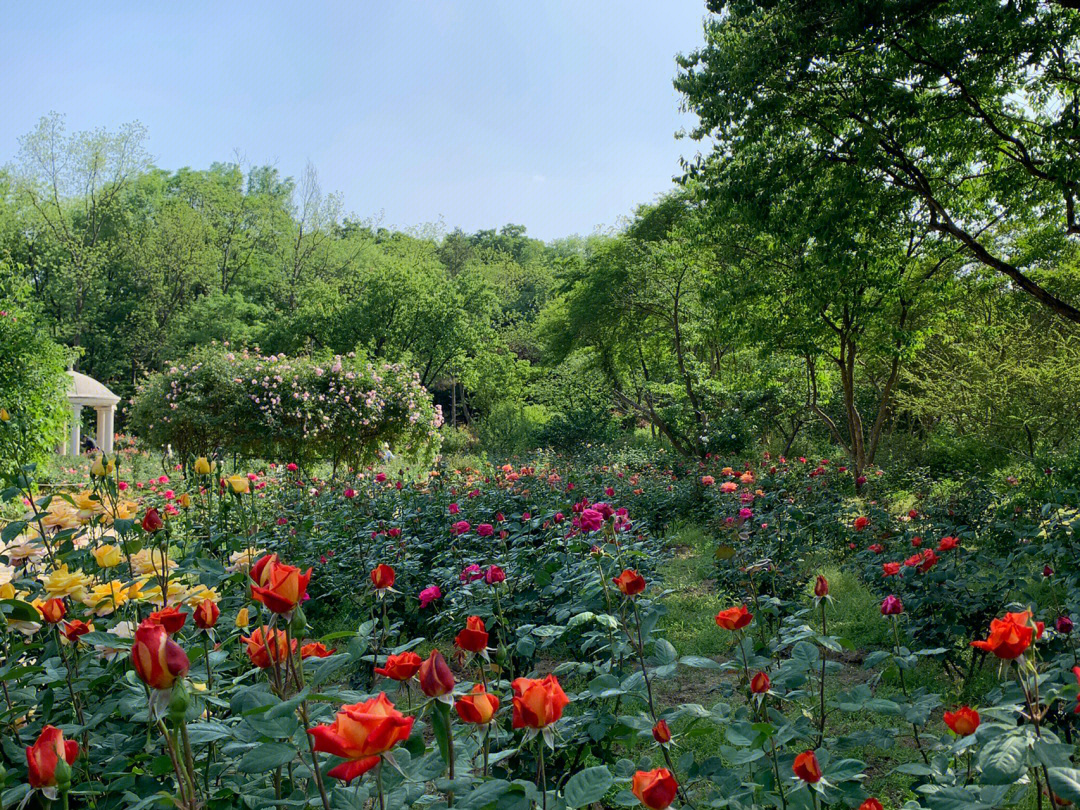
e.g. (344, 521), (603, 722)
(455, 616), (489, 653)
(418, 649), (455, 697)
(1057, 616), (1074, 634)
(141, 508), (164, 533)
(613, 569), (646, 597)
(1044, 565), (1055, 578)
(632, 768), (679, 810)
(41, 598), (66, 624)
(132, 619), (190, 689)
(750, 671), (770, 694)
(813, 575), (829, 598)
(455, 684), (500, 724)
(881, 595), (904, 615)
(943, 705), (980, 736)
(147, 605), (187, 634)
(375, 651), (423, 681)
(26, 725), (79, 789)
(793, 750), (822, 783)
(193, 599), (220, 630)
(370, 564), (395, 590)
(652, 719), (672, 744)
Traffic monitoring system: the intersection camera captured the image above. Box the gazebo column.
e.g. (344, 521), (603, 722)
(70, 404), (82, 456)
(97, 405), (115, 453)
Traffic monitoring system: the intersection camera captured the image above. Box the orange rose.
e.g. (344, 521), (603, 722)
(793, 750), (822, 783)
(943, 706), (980, 736)
(632, 768), (679, 810)
(454, 616), (489, 653)
(715, 605), (753, 631)
(147, 605), (187, 634)
(511, 674), (569, 729)
(970, 610), (1044, 660)
(301, 642), (335, 659)
(250, 554), (312, 614)
(41, 598), (66, 624)
(375, 651), (423, 681)
(131, 618), (190, 689)
(455, 684), (500, 724)
(307, 693), (414, 783)
(370, 564), (395, 590)
(242, 626), (296, 669)
(613, 569), (646, 597)
(26, 726), (79, 788)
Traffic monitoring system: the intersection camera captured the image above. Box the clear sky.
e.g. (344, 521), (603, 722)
(1, 2), (707, 241)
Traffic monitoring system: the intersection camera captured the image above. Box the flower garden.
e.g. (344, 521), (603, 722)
(2, 426), (1080, 810)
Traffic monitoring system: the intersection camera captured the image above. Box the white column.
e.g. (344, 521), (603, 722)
(70, 404), (82, 456)
(96, 407), (107, 452)
(103, 406), (115, 453)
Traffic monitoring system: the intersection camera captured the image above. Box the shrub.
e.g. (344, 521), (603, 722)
(130, 345), (443, 469)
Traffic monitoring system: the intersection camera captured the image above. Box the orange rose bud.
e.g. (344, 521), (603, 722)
(131, 618), (190, 689)
(793, 750), (823, 783)
(860, 800), (884, 810)
(455, 684), (500, 724)
(250, 554), (312, 614)
(193, 599), (220, 630)
(613, 569), (646, 597)
(375, 651), (424, 681)
(511, 674), (570, 729)
(652, 719), (672, 744)
(418, 649), (456, 697)
(814, 575), (829, 598)
(370, 564), (395, 590)
(41, 598), (66, 624)
(242, 626), (296, 669)
(26, 725), (79, 788)
(300, 642), (335, 659)
(62, 620), (92, 644)
(307, 692), (414, 784)
(455, 616), (489, 653)
(750, 671), (770, 694)
(943, 705), (980, 736)
(715, 605), (753, 630)
(141, 508), (164, 533)
(970, 610), (1044, 660)
(147, 605), (187, 634)
(632, 768), (679, 810)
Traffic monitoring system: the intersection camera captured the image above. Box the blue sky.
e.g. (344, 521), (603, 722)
(1, 2), (707, 241)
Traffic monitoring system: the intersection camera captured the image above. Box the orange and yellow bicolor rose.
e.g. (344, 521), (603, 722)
(250, 554), (311, 614)
(26, 725), (79, 788)
(511, 674), (569, 729)
(307, 693), (414, 783)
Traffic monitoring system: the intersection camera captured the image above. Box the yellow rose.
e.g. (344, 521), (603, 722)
(194, 457), (214, 475)
(0, 408), (9, 422)
(91, 544), (123, 568)
(39, 565), (92, 602)
(177, 493), (192, 508)
(235, 607), (250, 628)
(0, 583), (15, 599)
(130, 548), (177, 577)
(83, 581), (132, 616)
(227, 475), (250, 495)
(183, 585), (219, 606)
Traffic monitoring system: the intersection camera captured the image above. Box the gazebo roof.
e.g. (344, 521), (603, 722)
(67, 370), (120, 407)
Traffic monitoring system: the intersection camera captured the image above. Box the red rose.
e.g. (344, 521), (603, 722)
(652, 719), (672, 744)
(193, 599), (220, 630)
(454, 616), (489, 653)
(813, 575), (829, 597)
(613, 569), (646, 597)
(632, 768), (679, 810)
(141, 508), (164, 533)
(370, 564), (395, 590)
(41, 598), (66, 624)
(147, 605), (187, 634)
(26, 725), (79, 788)
(971, 610), (1044, 660)
(715, 605), (753, 631)
(132, 619), (190, 689)
(307, 693), (413, 783)
(853, 516), (870, 532)
(375, 651), (423, 681)
(750, 671), (770, 694)
(882, 562), (901, 577)
(793, 750), (822, 783)
(943, 706), (980, 736)
(250, 554), (312, 614)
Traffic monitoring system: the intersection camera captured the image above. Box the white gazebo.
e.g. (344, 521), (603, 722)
(62, 369), (121, 455)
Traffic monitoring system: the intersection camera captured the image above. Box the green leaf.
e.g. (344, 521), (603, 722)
(978, 732), (1028, 785)
(238, 742), (297, 773)
(1047, 768), (1080, 805)
(459, 779), (512, 810)
(1, 598), (39, 623)
(563, 766), (613, 808)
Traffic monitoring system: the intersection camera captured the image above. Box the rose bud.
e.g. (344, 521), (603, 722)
(300, 642), (335, 659)
(1044, 565), (1055, 578)
(62, 620), (92, 645)
(141, 508), (164, 533)
(370, 564), (395, 590)
(715, 605), (753, 630)
(26, 725), (79, 789)
(455, 684), (500, 724)
(242, 626), (295, 669)
(943, 705), (980, 736)
(511, 674), (570, 728)
(860, 800), (884, 810)
(250, 554), (312, 614)
(484, 565), (506, 585)
(750, 671), (770, 694)
(652, 719), (672, 744)
(1057, 616), (1074, 635)
(418, 649), (455, 697)
(193, 599), (220, 630)
(132, 619), (190, 689)
(375, 651), (423, 681)
(235, 607), (250, 628)
(147, 605), (187, 634)
(455, 616), (489, 653)
(793, 750), (822, 783)
(632, 768), (679, 810)
(613, 569), (646, 597)
(41, 598), (66, 624)
(307, 693), (414, 784)
(813, 575), (829, 598)
(880, 595), (904, 615)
